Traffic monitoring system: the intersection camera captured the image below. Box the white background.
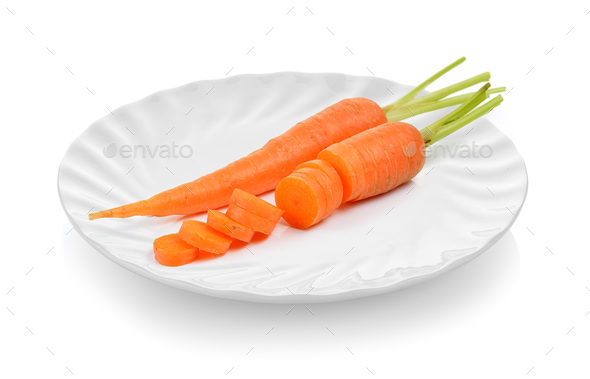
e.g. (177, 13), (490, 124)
(1, 0), (589, 378)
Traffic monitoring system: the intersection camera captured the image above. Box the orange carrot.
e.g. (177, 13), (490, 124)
(226, 203), (279, 235)
(153, 234), (199, 267)
(333, 122), (426, 202)
(230, 188), (284, 222)
(89, 98), (385, 220)
(206, 209), (255, 242)
(277, 86), (504, 228)
(178, 220), (232, 254)
(88, 58), (487, 220)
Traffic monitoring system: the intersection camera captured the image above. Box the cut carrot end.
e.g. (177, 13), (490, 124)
(296, 159), (344, 211)
(291, 168), (335, 220)
(206, 209), (255, 243)
(178, 220), (232, 254)
(154, 234), (199, 267)
(275, 173), (326, 229)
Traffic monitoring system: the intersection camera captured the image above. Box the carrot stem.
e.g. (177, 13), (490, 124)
(405, 72), (491, 106)
(387, 86), (505, 122)
(381, 57), (466, 114)
(425, 95), (504, 147)
(420, 83), (490, 140)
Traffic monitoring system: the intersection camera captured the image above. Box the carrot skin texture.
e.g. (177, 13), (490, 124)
(153, 234), (199, 267)
(89, 98), (387, 219)
(344, 138), (379, 199)
(390, 123), (426, 182)
(230, 188), (284, 222)
(226, 203), (279, 235)
(206, 209), (255, 243)
(178, 220), (232, 254)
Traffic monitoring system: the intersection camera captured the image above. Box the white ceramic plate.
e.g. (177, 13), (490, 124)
(58, 72), (527, 303)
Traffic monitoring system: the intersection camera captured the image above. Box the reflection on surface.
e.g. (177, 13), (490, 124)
(64, 230), (519, 346)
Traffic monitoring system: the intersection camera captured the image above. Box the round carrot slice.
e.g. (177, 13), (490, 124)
(275, 173), (326, 229)
(206, 209), (255, 242)
(295, 159), (343, 210)
(178, 220), (232, 254)
(292, 168), (337, 220)
(153, 234), (199, 267)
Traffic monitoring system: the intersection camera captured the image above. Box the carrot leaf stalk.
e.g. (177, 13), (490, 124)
(381, 58), (493, 120)
(420, 83), (490, 140)
(423, 94), (504, 147)
(382, 57), (466, 114)
(387, 86), (505, 123)
(404, 72), (491, 106)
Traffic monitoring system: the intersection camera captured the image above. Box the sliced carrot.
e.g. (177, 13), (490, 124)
(317, 143), (366, 202)
(178, 220), (232, 254)
(226, 203), (279, 235)
(275, 172), (326, 229)
(292, 167), (337, 220)
(230, 188), (284, 222)
(206, 209), (255, 242)
(153, 234), (199, 267)
(295, 159), (343, 210)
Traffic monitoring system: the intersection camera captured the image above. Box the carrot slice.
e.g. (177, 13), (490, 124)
(153, 234), (199, 267)
(275, 173), (326, 229)
(230, 188), (284, 222)
(295, 159), (343, 210)
(317, 143), (366, 203)
(206, 209), (255, 242)
(292, 168), (337, 220)
(226, 203), (279, 235)
(178, 220), (232, 254)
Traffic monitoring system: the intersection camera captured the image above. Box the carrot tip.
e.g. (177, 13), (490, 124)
(88, 211), (106, 220)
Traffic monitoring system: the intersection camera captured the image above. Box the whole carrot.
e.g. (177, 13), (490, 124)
(90, 58), (497, 220)
(277, 84), (504, 228)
